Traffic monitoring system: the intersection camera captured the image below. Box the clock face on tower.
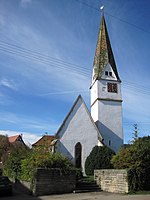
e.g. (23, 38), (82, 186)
(107, 83), (117, 93)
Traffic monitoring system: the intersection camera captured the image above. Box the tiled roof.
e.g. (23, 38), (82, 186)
(8, 135), (21, 143)
(92, 15), (120, 81)
(32, 135), (54, 147)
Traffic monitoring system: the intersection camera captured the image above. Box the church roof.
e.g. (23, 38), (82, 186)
(92, 14), (120, 81)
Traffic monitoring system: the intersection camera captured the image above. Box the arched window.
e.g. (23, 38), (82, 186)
(75, 142), (82, 169)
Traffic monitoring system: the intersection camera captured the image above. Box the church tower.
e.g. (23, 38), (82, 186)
(90, 15), (123, 152)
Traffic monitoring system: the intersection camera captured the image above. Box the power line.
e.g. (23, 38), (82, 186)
(0, 41), (91, 77)
(73, 0), (150, 34)
(1, 40), (150, 97)
(105, 11), (150, 34)
(74, 0), (99, 11)
(0, 40), (90, 74)
(0, 41), (150, 95)
(124, 122), (150, 124)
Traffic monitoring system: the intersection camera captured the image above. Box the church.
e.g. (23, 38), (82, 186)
(51, 14), (123, 173)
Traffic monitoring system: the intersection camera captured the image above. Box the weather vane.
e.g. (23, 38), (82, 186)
(100, 5), (104, 14)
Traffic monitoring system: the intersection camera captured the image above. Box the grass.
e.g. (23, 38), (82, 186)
(82, 176), (94, 182)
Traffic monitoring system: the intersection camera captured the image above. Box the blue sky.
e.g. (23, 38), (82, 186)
(0, 0), (150, 145)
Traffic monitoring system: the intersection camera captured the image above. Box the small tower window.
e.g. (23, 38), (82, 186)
(109, 72), (112, 76)
(105, 71), (108, 76)
(107, 83), (117, 93)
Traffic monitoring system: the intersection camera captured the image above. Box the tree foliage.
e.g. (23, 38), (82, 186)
(4, 145), (74, 182)
(85, 146), (115, 175)
(0, 135), (11, 162)
(21, 150), (73, 181)
(111, 136), (150, 190)
(3, 144), (31, 179)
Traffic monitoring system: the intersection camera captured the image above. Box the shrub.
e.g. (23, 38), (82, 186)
(21, 151), (74, 181)
(4, 143), (74, 182)
(112, 136), (150, 191)
(4, 145), (30, 179)
(127, 168), (145, 191)
(85, 145), (115, 175)
(0, 135), (11, 162)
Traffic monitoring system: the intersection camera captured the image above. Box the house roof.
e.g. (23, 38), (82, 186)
(8, 135), (22, 143)
(32, 135), (55, 147)
(56, 95), (103, 141)
(92, 14), (120, 82)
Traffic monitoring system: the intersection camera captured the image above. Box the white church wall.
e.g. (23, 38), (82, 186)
(91, 80), (98, 106)
(56, 97), (101, 174)
(98, 80), (122, 100)
(101, 63), (117, 81)
(97, 100), (123, 152)
(91, 100), (99, 122)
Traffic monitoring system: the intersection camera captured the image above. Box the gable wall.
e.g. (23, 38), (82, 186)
(56, 98), (100, 174)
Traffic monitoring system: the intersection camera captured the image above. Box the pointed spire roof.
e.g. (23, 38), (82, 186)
(92, 15), (120, 81)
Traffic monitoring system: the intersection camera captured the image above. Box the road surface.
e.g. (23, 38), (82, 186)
(1, 190), (150, 200)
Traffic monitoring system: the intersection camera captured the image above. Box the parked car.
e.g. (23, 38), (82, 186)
(0, 176), (12, 196)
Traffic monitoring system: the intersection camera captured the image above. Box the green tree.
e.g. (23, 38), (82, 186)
(21, 150), (74, 181)
(0, 135), (11, 162)
(4, 144), (30, 179)
(85, 146), (115, 175)
(111, 136), (150, 190)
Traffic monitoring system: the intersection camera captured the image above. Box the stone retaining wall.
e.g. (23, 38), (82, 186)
(94, 169), (128, 193)
(32, 168), (76, 196)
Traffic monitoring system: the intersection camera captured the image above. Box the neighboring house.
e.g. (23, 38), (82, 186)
(8, 134), (26, 146)
(0, 134), (26, 165)
(32, 135), (55, 152)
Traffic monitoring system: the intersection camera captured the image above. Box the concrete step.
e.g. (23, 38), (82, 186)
(74, 180), (101, 193)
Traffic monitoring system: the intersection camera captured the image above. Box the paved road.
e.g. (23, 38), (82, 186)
(1, 191), (150, 200)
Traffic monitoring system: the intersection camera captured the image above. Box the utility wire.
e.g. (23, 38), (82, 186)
(105, 11), (150, 34)
(73, 0), (150, 34)
(1, 41), (150, 97)
(74, 0), (99, 11)
(0, 40), (90, 74)
(1, 43), (150, 128)
(0, 42), (91, 77)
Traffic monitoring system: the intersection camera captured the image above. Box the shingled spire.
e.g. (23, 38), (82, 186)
(92, 15), (120, 82)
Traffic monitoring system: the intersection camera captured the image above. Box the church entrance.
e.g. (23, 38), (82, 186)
(75, 142), (82, 169)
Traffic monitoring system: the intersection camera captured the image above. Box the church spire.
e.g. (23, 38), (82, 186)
(92, 14), (120, 82)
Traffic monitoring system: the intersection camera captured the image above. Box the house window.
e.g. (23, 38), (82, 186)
(109, 140), (111, 146)
(105, 71), (108, 76)
(109, 72), (112, 76)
